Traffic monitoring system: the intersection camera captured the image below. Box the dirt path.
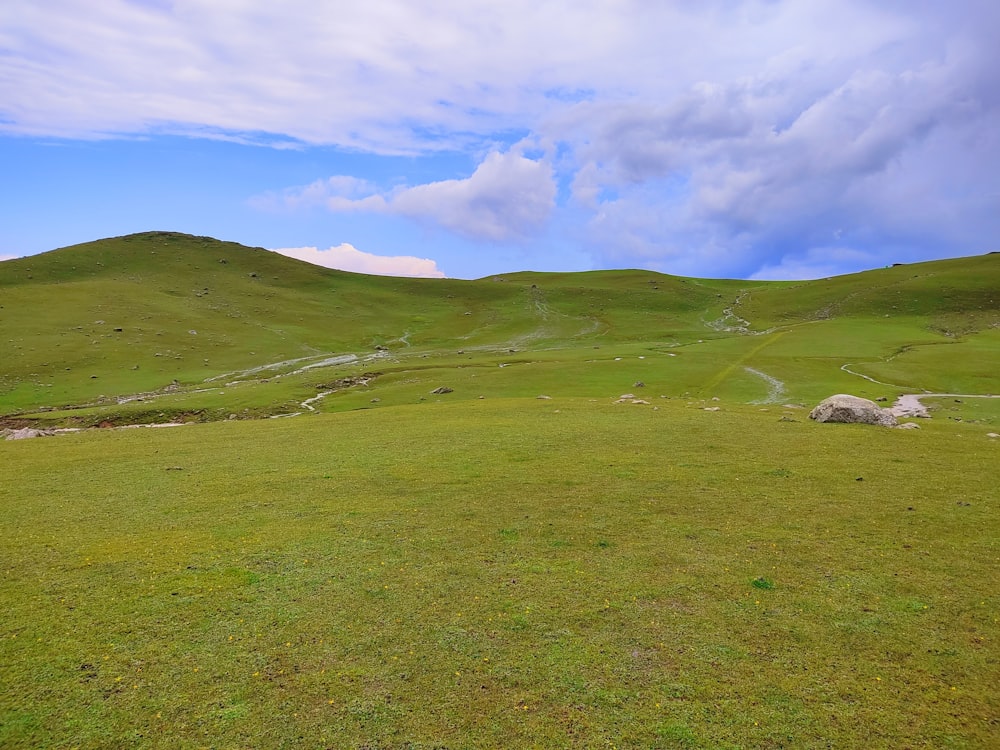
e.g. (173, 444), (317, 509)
(839, 363), (910, 389)
(703, 330), (788, 393)
(205, 352), (362, 383)
(744, 367), (787, 404)
(706, 290), (753, 333)
(891, 392), (1000, 418)
(504, 289), (602, 349)
(839, 362), (999, 417)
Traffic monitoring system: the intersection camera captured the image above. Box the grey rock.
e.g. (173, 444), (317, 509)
(6, 428), (54, 440)
(809, 394), (897, 427)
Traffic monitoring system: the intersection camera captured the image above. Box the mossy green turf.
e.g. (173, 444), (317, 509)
(2, 234), (999, 747)
(2, 401), (998, 748)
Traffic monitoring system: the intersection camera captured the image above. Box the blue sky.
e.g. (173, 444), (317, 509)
(1, 0), (998, 279)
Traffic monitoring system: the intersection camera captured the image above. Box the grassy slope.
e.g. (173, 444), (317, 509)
(0, 233), (734, 418)
(2, 234), (999, 747)
(0, 232), (520, 411)
(2, 233), (998, 426)
(2, 401), (998, 748)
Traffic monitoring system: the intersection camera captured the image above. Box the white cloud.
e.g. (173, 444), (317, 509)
(3, 0), (999, 276)
(250, 176), (382, 212)
(0, 0), (639, 151)
(0, 1), (922, 152)
(387, 150), (556, 241)
(749, 247), (882, 281)
(270, 244), (445, 278)
(553, 18), (1000, 277)
(262, 149), (556, 242)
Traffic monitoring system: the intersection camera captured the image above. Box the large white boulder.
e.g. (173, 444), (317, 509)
(809, 394), (898, 427)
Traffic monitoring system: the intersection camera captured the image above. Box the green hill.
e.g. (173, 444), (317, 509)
(1, 232), (997, 425)
(2, 233), (999, 748)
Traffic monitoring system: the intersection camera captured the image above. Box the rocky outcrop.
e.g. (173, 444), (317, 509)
(4, 428), (55, 440)
(809, 394), (898, 427)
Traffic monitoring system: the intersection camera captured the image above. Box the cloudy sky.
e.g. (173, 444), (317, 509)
(1, 0), (997, 279)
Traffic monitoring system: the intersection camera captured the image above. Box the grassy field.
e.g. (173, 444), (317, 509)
(2, 234), (999, 747)
(2, 400), (999, 748)
(2, 233), (997, 426)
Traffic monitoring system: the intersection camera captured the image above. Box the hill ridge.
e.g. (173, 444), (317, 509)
(1, 232), (997, 425)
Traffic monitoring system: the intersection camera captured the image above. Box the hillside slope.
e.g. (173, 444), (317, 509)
(1, 233), (997, 423)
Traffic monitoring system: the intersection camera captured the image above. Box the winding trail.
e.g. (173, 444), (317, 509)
(706, 291), (753, 333)
(891, 392), (1000, 418)
(205, 353), (347, 382)
(292, 372), (380, 414)
(744, 367), (787, 404)
(839, 363), (913, 390)
(703, 330), (788, 393)
(505, 285), (604, 349)
(839, 361), (1000, 417)
(301, 391), (333, 411)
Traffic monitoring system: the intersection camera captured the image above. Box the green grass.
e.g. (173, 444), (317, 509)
(2, 401), (998, 748)
(2, 233), (999, 747)
(2, 233), (997, 427)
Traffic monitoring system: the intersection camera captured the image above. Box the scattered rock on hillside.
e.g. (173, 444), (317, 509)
(430, 386), (453, 394)
(809, 394), (897, 427)
(614, 393), (651, 404)
(537, 395), (552, 400)
(5, 428), (54, 440)
(987, 432), (999, 439)
(895, 422), (920, 430)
